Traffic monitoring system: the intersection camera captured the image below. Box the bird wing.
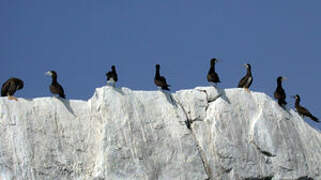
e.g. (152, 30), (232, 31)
(56, 83), (65, 98)
(247, 76), (253, 88)
(1, 80), (17, 96)
(106, 71), (112, 80)
(299, 105), (312, 116)
(214, 72), (220, 82)
(274, 88), (286, 99)
(50, 83), (66, 98)
(1, 80), (9, 96)
(106, 71), (118, 82)
(238, 76), (247, 88)
(113, 73), (118, 82)
(207, 73), (212, 82)
(207, 72), (220, 83)
(160, 76), (170, 87)
(7, 80), (17, 95)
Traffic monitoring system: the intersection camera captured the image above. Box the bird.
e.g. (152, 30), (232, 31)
(207, 58), (221, 87)
(1, 77), (24, 101)
(154, 64), (170, 91)
(106, 65), (118, 87)
(238, 64), (253, 90)
(46, 70), (66, 99)
(274, 76), (287, 107)
(293, 94), (319, 123)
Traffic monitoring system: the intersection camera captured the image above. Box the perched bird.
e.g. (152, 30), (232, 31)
(46, 70), (66, 99)
(207, 58), (221, 87)
(106, 65), (118, 87)
(274, 76), (287, 107)
(154, 64), (170, 91)
(238, 64), (253, 90)
(293, 95), (319, 123)
(1, 77), (24, 101)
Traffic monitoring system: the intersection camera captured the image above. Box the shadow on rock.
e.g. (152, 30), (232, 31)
(56, 98), (76, 117)
(160, 90), (177, 107)
(113, 87), (125, 95)
(216, 88), (231, 104)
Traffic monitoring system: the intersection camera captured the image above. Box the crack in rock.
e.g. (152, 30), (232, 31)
(173, 90), (216, 179)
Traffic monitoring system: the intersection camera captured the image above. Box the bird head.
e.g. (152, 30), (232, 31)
(210, 58), (219, 66)
(111, 65), (116, 71)
(244, 63), (251, 69)
(46, 70), (57, 78)
(277, 76), (287, 82)
(156, 64), (160, 69)
(291, 94), (300, 101)
(17, 80), (24, 90)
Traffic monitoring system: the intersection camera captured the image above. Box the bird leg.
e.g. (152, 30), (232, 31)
(107, 81), (116, 88)
(210, 82), (217, 88)
(8, 95), (18, 101)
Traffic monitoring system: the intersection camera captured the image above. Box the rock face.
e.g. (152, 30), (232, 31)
(0, 86), (320, 180)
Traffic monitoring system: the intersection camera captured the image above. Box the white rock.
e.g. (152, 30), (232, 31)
(0, 86), (320, 179)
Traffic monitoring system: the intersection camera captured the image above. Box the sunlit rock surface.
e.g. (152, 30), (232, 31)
(0, 86), (320, 180)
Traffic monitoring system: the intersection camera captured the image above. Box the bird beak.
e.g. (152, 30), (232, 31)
(243, 64), (248, 68)
(291, 95), (296, 99)
(45, 71), (52, 76)
(282, 77), (288, 81)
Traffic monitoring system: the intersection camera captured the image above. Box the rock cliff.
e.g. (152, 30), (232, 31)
(0, 86), (320, 179)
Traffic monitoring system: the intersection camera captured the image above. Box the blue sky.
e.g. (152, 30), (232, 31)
(1, 1), (321, 130)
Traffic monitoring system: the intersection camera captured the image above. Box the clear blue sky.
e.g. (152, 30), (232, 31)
(1, 1), (320, 130)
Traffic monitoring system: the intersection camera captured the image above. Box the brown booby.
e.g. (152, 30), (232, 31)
(207, 58), (221, 87)
(46, 70), (66, 99)
(154, 64), (170, 91)
(274, 76), (287, 107)
(238, 64), (253, 90)
(1, 77), (24, 101)
(293, 95), (319, 123)
(106, 65), (118, 87)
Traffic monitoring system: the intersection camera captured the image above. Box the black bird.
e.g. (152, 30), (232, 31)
(274, 76), (287, 107)
(207, 58), (221, 87)
(154, 64), (170, 91)
(238, 64), (253, 90)
(1, 77), (24, 101)
(106, 65), (118, 87)
(46, 70), (66, 99)
(293, 95), (319, 123)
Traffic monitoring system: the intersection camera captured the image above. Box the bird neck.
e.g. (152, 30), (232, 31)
(155, 68), (160, 78)
(277, 80), (282, 87)
(51, 76), (57, 83)
(211, 63), (215, 71)
(246, 69), (252, 76)
(295, 99), (300, 106)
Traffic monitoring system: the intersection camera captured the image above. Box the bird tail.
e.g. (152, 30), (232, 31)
(278, 99), (287, 107)
(1, 84), (7, 96)
(162, 86), (170, 91)
(1, 90), (5, 96)
(60, 93), (66, 99)
(309, 114), (319, 122)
